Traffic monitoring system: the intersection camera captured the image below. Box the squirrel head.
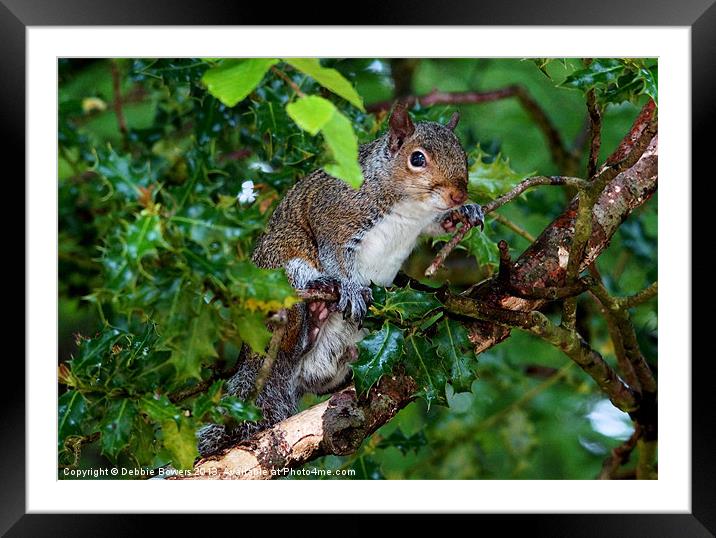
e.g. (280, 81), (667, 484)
(385, 103), (469, 211)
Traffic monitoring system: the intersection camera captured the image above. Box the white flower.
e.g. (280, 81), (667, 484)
(237, 180), (257, 204)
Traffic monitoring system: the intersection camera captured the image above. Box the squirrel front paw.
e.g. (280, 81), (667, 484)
(337, 280), (373, 324)
(442, 203), (484, 232)
(304, 276), (341, 298)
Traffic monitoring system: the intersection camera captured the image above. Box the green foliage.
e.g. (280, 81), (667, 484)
(352, 322), (404, 393)
(286, 95), (364, 187)
(202, 59), (278, 107)
(59, 57), (656, 480)
(560, 58), (658, 106)
(285, 58), (366, 111)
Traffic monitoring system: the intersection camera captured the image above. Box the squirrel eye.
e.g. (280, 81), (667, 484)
(409, 151), (427, 168)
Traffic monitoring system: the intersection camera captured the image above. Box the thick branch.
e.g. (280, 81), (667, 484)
(173, 374), (416, 480)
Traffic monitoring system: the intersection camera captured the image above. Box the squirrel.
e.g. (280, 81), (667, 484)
(197, 103), (484, 457)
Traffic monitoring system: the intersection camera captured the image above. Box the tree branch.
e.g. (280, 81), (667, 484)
(110, 60), (128, 148)
(172, 373), (416, 480)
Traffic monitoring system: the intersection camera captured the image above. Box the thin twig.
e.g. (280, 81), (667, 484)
(490, 212), (536, 243)
(584, 59), (603, 179)
(110, 59), (128, 147)
(249, 310), (289, 402)
(271, 66), (306, 98)
(424, 215), (473, 278)
(589, 280), (657, 395)
(598, 426), (640, 479)
(619, 281), (658, 309)
(482, 176), (587, 215)
(588, 266), (641, 392)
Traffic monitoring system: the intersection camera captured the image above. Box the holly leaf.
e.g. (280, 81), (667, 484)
(218, 396), (262, 423)
(94, 148), (157, 202)
(235, 310), (272, 355)
(377, 429), (427, 455)
(100, 398), (138, 461)
(561, 58), (624, 92)
(167, 305), (218, 381)
(227, 261), (298, 312)
(352, 322), (405, 394)
(468, 146), (530, 203)
(58, 390), (89, 450)
(123, 212), (169, 263)
(161, 416), (198, 470)
(404, 334), (447, 408)
(433, 318), (478, 393)
(373, 285), (441, 322)
(192, 380), (224, 421)
(202, 58), (278, 107)
(139, 394), (182, 427)
(285, 58), (365, 111)
(459, 227), (500, 271)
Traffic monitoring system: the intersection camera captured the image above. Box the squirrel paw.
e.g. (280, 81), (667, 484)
(337, 280), (373, 324)
(304, 276), (341, 297)
(442, 203), (484, 232)
(305, 277), (342, 343)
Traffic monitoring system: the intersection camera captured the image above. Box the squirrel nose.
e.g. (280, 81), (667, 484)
(451, 191), (467, 206)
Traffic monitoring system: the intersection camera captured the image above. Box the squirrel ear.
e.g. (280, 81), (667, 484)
(445, 111), (460, 131)
(388, 102), (415, 154)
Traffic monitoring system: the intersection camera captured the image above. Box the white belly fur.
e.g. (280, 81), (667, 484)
(299, 200), (438, 393)
(355, 199), (437, 286)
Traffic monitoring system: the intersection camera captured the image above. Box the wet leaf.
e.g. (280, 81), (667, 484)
(58, 390), (90, 450)
(100, 398), (138, 461)
(352, 322), (405, 394)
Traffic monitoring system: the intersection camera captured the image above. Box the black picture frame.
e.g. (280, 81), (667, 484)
(9, 1), (711, 535)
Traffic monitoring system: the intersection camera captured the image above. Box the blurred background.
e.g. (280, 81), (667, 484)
(58, 58), (657, 479)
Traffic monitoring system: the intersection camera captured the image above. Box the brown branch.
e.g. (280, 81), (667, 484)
(366, 87), (519, 113)
(482, 175), (587, 215)
(490, 213), (536, 243)
(424, 213), (473, 278)
(620, 281), (658, 309)
(271, 66), (306, 97)
(589, 280), (657, 396)
(248, 310), (288, 402)
(588, 265), (641, 392)
(443, 296), (639, 412)
(598, 427), (639, 479)
(172, 373), (416, 480)
(110, 60), (128, 147)
(584, 60), (603, 179)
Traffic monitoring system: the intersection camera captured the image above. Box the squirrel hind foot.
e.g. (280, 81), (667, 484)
(307, 300), (340, 345)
